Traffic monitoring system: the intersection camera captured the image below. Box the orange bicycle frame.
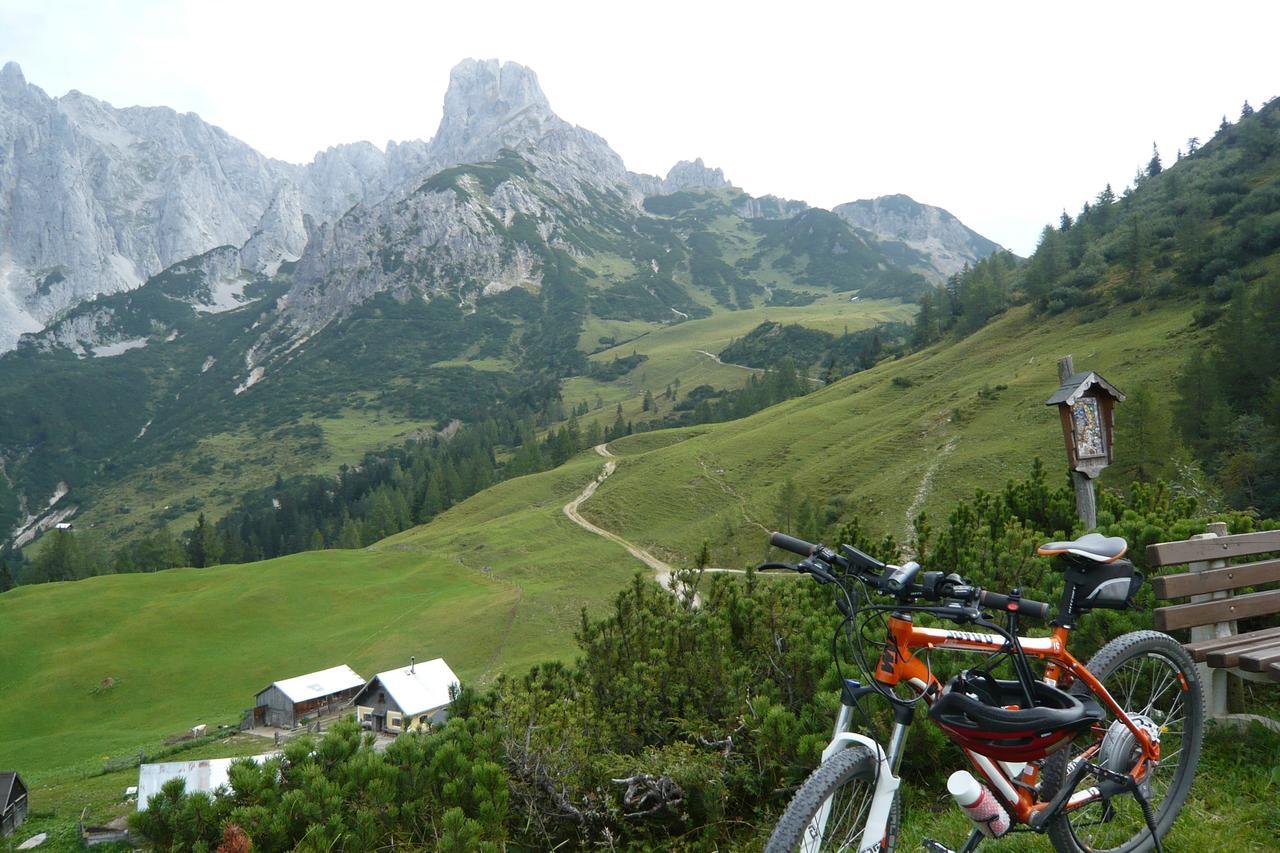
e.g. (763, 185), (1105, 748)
(874, 613), (1162, 824)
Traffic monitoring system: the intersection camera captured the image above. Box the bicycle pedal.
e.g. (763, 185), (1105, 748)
(921, 840), (956, 853)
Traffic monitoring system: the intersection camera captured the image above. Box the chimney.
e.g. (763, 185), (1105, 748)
(409, 656), (415, 674)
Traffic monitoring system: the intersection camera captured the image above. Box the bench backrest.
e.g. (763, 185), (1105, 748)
(1147, 529), (1280, 632)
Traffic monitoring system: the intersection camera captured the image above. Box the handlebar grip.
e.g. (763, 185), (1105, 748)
(979, 590), (1050, 620)
(769, 531), (817, 557)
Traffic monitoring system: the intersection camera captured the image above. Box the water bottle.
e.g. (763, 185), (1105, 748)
(947, 770), (1010, 838)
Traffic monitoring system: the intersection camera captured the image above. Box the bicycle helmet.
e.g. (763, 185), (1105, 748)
(928, 670), (1106, 761)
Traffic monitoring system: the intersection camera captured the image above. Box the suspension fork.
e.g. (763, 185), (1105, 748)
(831, 680), (914, 769)
(802, 682), (911, 851)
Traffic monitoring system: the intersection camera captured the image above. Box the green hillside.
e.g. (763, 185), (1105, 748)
(3, 95), (1280, 852)
(0, 454), (631, 779)
(584, 298), (1200, 569)
(0, 173), (926, 561)
(0, 289), (1197, 783)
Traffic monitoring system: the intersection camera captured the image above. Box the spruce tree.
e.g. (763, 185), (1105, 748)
(187, 514), (210, 568)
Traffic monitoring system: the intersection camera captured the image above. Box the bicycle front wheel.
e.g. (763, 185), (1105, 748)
(1042, 629), (1205, 853)
(765, 745), (900, 853)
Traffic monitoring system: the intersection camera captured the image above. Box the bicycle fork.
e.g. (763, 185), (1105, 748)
(803, 684), (910, 853)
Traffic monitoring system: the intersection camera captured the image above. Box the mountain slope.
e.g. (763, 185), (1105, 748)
(0, 177), (929, 549)
(7, 88), (1278, 773)
(0, 290), (1199, 780)
(0, 58), (1005, 556)
(835, 193), (1003, 280)
(0, 57), (1002, 353)
(0, 62), (286, 346)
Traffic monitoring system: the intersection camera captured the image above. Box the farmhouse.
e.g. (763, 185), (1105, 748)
(353, 657), (459, 734)
(1, 771), (28, 837)
(252, 664), (365, 728)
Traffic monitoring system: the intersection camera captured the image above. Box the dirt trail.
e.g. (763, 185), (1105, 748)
(694, 350), (823, 384)
(904, 437), (957, 550)
(563, 444), (683, 593)
(694, 349), (763, 374)
(564, 445), (790, 600)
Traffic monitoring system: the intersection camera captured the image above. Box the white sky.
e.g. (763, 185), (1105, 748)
(1, 0), (1276, 256)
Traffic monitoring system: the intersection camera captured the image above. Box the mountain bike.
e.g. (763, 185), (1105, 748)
(760, 531), (1204, 853)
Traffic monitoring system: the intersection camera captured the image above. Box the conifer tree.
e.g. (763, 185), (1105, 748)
(187, 514), (214, 568)
(1146, 142), (1162, 177)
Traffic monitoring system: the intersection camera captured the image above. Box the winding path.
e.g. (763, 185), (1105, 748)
(563, 444), (681, 592)
(694, 350), (824, 385)
(903, 436), (957, 551)
(563, 444), (780, 600)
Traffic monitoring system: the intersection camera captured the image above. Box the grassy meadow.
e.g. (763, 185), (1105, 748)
(5, 286), (1279, 851)
(582, 297), (1205, 569)
(0, 453), (634, 787)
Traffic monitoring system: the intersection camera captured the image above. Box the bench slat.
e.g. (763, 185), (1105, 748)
(1238, 642), (1280, 673)
(1206, 638), (1280, 669)
(1146, 530), (1280, 567)
(1183, 626), (1280, 662)
(1270, 663), (1280, 683)
(1153, 589), (1280, 631)
(1151, 558), (1280, 599)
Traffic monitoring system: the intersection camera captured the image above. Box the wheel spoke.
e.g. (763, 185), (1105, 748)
(1054, 642), (1202, 852)
(822, 774), (874, 848)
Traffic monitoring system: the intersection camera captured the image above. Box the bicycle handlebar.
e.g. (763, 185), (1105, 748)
(767, 532), (1052, 619)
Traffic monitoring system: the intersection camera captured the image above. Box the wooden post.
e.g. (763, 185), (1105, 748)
(1189, 521), (1232, 718)
(1058, 356), (1097, 530)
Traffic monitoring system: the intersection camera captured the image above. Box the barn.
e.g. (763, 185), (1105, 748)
(1, 771), (28, 837)
(353, 658), (459, 734)
(253, 664), (365, 728)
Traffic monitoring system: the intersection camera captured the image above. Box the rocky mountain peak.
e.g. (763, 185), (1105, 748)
(444, 58), (550, 114)
(1, 61), (25, 87)
(418, 58), (631, 201)
(0, 61), (39, 105)
(431, 59), (556, 164)
(662, 158), (729, 193)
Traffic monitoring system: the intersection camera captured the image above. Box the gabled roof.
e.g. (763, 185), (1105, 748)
(360, 658), (459, 717)
(0, 771), (24, 807)
(258, 664), (365, 704)
(1045, 371), (1126, 407)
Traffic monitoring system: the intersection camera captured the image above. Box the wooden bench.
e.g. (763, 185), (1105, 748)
(1148, 523), (1280, 731)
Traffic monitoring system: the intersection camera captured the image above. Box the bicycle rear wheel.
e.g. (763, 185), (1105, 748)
(1042, 629), (1204, 853)
(765, 745), (900, 853)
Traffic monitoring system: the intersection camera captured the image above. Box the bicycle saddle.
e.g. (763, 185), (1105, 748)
(1037, 532), (1128, 563)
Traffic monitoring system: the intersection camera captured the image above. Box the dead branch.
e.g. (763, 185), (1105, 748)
(610, 773), (684, 818)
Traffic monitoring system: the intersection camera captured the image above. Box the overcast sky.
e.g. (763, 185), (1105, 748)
(2, 0), (1276, 255)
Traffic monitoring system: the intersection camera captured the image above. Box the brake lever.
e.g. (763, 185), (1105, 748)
(799, 557), (836, 584)
(939, 603), (983, 624)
